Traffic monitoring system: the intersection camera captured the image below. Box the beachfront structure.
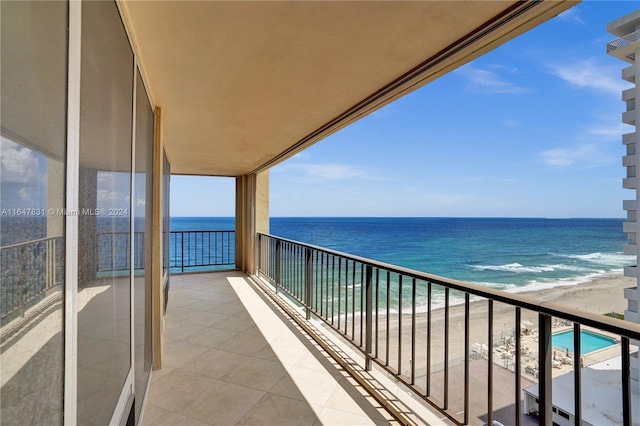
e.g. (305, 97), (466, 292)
(2, 1), (640, 425)
(524, 356), (629, 426)
(609, 8), (640, 395)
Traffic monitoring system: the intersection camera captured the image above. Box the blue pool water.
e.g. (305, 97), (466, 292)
(552, 330), (617, 354)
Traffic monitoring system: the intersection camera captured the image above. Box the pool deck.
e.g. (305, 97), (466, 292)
(494, 324), (623, 380)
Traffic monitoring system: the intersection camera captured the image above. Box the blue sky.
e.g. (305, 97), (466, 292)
(171, 1), (639, 218)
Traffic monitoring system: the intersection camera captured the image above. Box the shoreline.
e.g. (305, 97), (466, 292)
(379, 270), (633, 315)
(374, 272), (634, 368)
(503, 271), (633, 315)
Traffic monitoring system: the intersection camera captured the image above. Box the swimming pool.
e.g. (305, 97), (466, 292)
(552, 330), (617, 355)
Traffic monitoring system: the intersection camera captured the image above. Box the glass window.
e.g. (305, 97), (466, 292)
(77, 1), (133, 424)
(0, 1), (67, 424)
(133, 69), (154, 423)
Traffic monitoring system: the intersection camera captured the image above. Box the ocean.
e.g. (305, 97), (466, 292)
(171, 217), (632, 295)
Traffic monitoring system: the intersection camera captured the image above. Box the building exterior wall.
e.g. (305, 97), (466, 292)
(608, 9), (640, 395)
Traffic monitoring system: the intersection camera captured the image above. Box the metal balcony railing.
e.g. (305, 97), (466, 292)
(257, 233), (640, 426)
(97, 231), (146, 272)
(608, 29), (640, 62)
(96, 230), (236, 273)
(169, 230), (235, 272)
(1, 229), (234, 323)
(608, 29), (640, 53)
(0, 236), (63, 321)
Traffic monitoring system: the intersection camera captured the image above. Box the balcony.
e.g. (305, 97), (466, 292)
(607, 29), (640, 63)
(4, 229), (640, 425)
(144, 270), (412, 425)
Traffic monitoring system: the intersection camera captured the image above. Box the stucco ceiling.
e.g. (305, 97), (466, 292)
(119, 1), (577, 176)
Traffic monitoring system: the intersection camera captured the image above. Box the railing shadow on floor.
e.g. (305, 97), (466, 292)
(149, 271), (399, 425)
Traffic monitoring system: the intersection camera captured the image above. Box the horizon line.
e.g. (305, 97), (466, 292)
(170, 215), (626, 220)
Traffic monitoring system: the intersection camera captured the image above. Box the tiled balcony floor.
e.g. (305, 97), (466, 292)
(143, 271), (398, 426)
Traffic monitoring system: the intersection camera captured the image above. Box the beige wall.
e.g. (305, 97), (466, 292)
(152, 107), (164, 369)
(236, 171), (269, 275)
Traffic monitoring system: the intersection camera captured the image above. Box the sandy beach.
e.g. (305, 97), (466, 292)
(370, 272), (634, 377)
(509, 272), (633, 315)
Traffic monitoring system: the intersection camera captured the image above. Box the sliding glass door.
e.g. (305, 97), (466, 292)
(77, 1), (134, 423)
(0, 2), (68, 424)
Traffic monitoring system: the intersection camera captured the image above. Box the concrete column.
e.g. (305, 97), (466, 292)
(235, 170), (269, 275)
(256, 171), (269, 236)
(151, 107), (164, 369)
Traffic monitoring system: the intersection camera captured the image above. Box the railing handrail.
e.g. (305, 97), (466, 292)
(1, 236), (62, 322)
(169, 229), (236, 273)
(607, 28), (640, 52)
(170, 229), (234, 233)
(0, 235), (62, 251)
(257, 232), (640, 342)
(95, 229), (236, 236)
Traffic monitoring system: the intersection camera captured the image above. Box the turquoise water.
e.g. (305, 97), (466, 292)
(552, 330), (617, 354)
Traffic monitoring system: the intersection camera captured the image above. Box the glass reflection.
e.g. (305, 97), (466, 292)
(77, 1), (133, 424)
(134, 70), (154, 423)
(0, 1), (67, 424)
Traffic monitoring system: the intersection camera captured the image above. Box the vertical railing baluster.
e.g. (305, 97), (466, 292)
(386, 271), (390, 367)
(365, 264), (373, 371)
(295, 244), (299, 292)
(573, 322), (582, 426)
(275, 239), (281, 293)
(411, 278), (416, 385)
(344, 260), (349, 335)
(337, 258), (342, 330)
(515, 307), (521, 426)
(313, 250), (322, 312)
(18, 246), (26, 318)
(111, 234), (115, 271)
(622, 337), (631, 426)
(321, 252), (325, 315)
(538, 313), (552, 426)
(298, 245), (302, 298)
(426, 281), (432, 397)
(444, 287), (449, 410)
(360, 263), (364, 346)
(288, 244), (304, 300)
(188, 232), (191, 268)
(331, 256), (335, 325)
(398, 275), (403, 376)
(280, 242), (291, 290)
(375, 268), (379, 359)
(464, 293), (470, 426)
(256, 234), (260, 274)
(352, 261), (356, 340)
(488, 299), (494, 425)
(305, 247), (312, 320)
